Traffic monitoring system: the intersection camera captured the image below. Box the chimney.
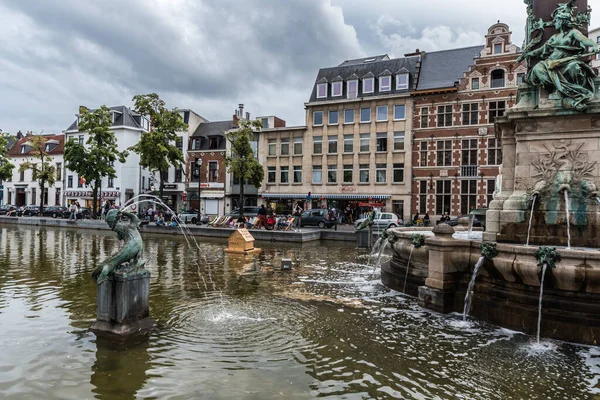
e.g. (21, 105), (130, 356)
(245, 112), (250, 120)
(233, 114), (239, 125)
(238, 104), (244, 119)
(78, 105), (87, 115)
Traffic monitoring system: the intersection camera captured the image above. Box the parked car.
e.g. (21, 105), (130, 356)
(354, 212), (401, 231)
(226, 206), (262, 220)
(42, 206), (68, 218)
(299, 209), (336, 228)
(0, 204), (17, 215)
(178, 211), (209, 225)
(20, 205), (40, 216)
(62, 206), (92, 220)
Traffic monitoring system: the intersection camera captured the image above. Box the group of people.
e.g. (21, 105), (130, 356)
(413, 213), (431, 227)
(239, 205), (293, 230)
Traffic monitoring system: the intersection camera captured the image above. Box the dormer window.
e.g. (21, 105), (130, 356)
(363, 78), (374, 94)
(332, 81), (342, 97)
(347, 80), (358, 99)
(141, 117), (150, 131)
(317, 83), (328, 99)
(472, 77), (480, 90)
(494, 43), (503, 54)
(20, 145), (26, 154)
(111, 112), (118, 123)
(379, 76), (391, 92)
(396, 73), (409, 90)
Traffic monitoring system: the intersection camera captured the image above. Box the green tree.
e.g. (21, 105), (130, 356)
(64, 106), (128, 218)
(128, 93), (187, 199)
(19, 135), (57, 215)
(0, 133), (15, 182)
(225, 119), (264, 218)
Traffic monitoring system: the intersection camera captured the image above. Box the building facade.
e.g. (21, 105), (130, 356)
(63, 105), (153, 208)
(411, 23), (524, 220)
(4, 134), (65, 207)
(589, 26), (600, 68)
(260, 54), (417, 221)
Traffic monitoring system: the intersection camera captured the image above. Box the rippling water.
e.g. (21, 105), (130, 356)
(1, 226), (599, 399)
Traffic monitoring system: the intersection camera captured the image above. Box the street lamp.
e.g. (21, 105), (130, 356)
(196, 158), (203, 225)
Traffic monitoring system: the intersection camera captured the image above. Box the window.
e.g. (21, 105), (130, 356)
(67, 175), (73, 188)
(347, 80), (358, 99)
(176, 136), (183, 150)
(268, 139), (276, 156)
(437, 105), (453, 127)
(419, 181), (427, 214)
(313, 136), (322, 154)
(209, 161), (218, 182)
(108, 177), (114, 188)
(394, 105), (406, 120)
(77, 175), (83, 188)
(344, 109), (354, 124)
(376, 163), (386, 183)
(363, 78), (374, 94)
(392, 200), (404, 220)
(267, 167), (276, 183)
(494, 43), (503, 54)
(328, 136), (338, 154)
(343, 164), (353, 183)
(376, 132), (387, 152)
(461, 180), (478, 215)
(517, 73), (525, 85)
(281, 138), (290, 156)
(396, 73), (409, 90)
(32, 188), (36, 204)
(393, 131), (405, 151)
(462, 139), (479, 167)
(280, 166), (289, 184)
(360, 108), (371, 123)
(20, 145), (27, 154)
(313, 111), (323, 126)
(420, 142), (428, 166)
(487, 179), (496, 206)
(326, 110), (338, 125)
(472, 77), (480, 90)
(376, 105), (388, 122)
(317, 83), (327, 98)
(421, 107), (429, 128)
(261, 118), (269, 129)
(462, 103), (479, 125)
(491, 69), (505, 88)
(488, 101), (506, 122)
(379, 75), (391, 92)
(359, 164), (369, 183)
(175, 169), (182, 182)
(312, 166), (322, 183)
(343, 134), (353, 153)
(332, 81), (342, 97)
(327, 165), (337, 183)
(437, 140), (452, 166)
(393, 163), (404, 183)
(488, 138), (503, 165)
(293, 137), (303, 155)
(436, 180), (452, 215)
(293, 166), (302, 183)
(79, 135), (84, 145)
(209, 137), (219, 150)
(360, 133), (370, 152)
(56, 163), (62, 180)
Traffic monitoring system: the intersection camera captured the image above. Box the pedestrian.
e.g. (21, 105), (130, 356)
(293, 203), (303, 228)
(69, 203), (77, 221)
(257, 205), (267, 229)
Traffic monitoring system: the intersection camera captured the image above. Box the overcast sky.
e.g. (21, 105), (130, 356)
(1, 0), (599, 134)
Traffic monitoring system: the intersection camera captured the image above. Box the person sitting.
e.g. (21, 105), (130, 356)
(168, 215), (179, 227)
(277, 215), (291, 230)
(413, 213), (419, 224)
(266, 213), (277, 230)
(237, 216), (247, 229)
(155, 213), (166, 226)
(424, 213), (431, 226)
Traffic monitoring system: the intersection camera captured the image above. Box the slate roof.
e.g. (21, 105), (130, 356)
(65, 105), (143, 131)
(9, 135), (65, 157)
(416, 45), (484, 91)
(338, 54), (390, 67)
(189, 120), (236, 151)
(308, 55), (419, 103)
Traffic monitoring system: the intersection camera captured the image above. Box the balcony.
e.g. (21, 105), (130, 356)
(461, 165), (478, 177)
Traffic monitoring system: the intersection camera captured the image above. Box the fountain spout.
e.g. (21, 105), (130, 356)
(534, 247), (561, 342)
(463, 243), (498, 321)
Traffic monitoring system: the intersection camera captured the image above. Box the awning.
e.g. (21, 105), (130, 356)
(260, 193), (390, 200)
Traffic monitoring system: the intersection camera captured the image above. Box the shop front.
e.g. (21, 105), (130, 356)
(64, 190), (121, 208)
(186, 182), (225, 217)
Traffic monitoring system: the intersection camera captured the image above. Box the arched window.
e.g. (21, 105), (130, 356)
(491, 69), (505, 88)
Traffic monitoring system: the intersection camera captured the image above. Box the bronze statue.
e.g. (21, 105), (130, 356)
(519, 1), (598, 110)
(92, 209), (146, 284)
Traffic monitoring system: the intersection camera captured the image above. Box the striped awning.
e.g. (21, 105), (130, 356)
(260, 193), (390, 200)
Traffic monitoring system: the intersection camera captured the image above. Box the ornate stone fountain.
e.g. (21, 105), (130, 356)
(382, 0), (600, 344)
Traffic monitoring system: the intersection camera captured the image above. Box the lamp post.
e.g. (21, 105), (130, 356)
(196, 158), (203, 225)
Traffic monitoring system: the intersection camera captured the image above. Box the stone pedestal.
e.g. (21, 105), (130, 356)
(91, 269), (154, 336)
(486, 92), (600, 248)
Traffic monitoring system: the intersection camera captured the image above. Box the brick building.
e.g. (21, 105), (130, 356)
(411, 22), (525, 220)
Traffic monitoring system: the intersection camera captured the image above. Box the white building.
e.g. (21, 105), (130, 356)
(63, 105), (153, 208)
(3, 134), (65, 207)
(589, 27), (600, 68)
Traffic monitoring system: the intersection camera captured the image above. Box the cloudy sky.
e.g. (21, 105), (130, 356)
(1, 0), (599, 134)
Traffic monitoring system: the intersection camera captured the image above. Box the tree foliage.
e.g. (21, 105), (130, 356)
(224, 119), (264, 217)
(19, 135), (57, 214)
(0, 133), (15, 182)
(128, 93), (187, 199)
(64, 105), (128, 217)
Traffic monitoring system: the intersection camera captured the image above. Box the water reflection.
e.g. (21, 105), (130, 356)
(0, 225), (599, 399)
